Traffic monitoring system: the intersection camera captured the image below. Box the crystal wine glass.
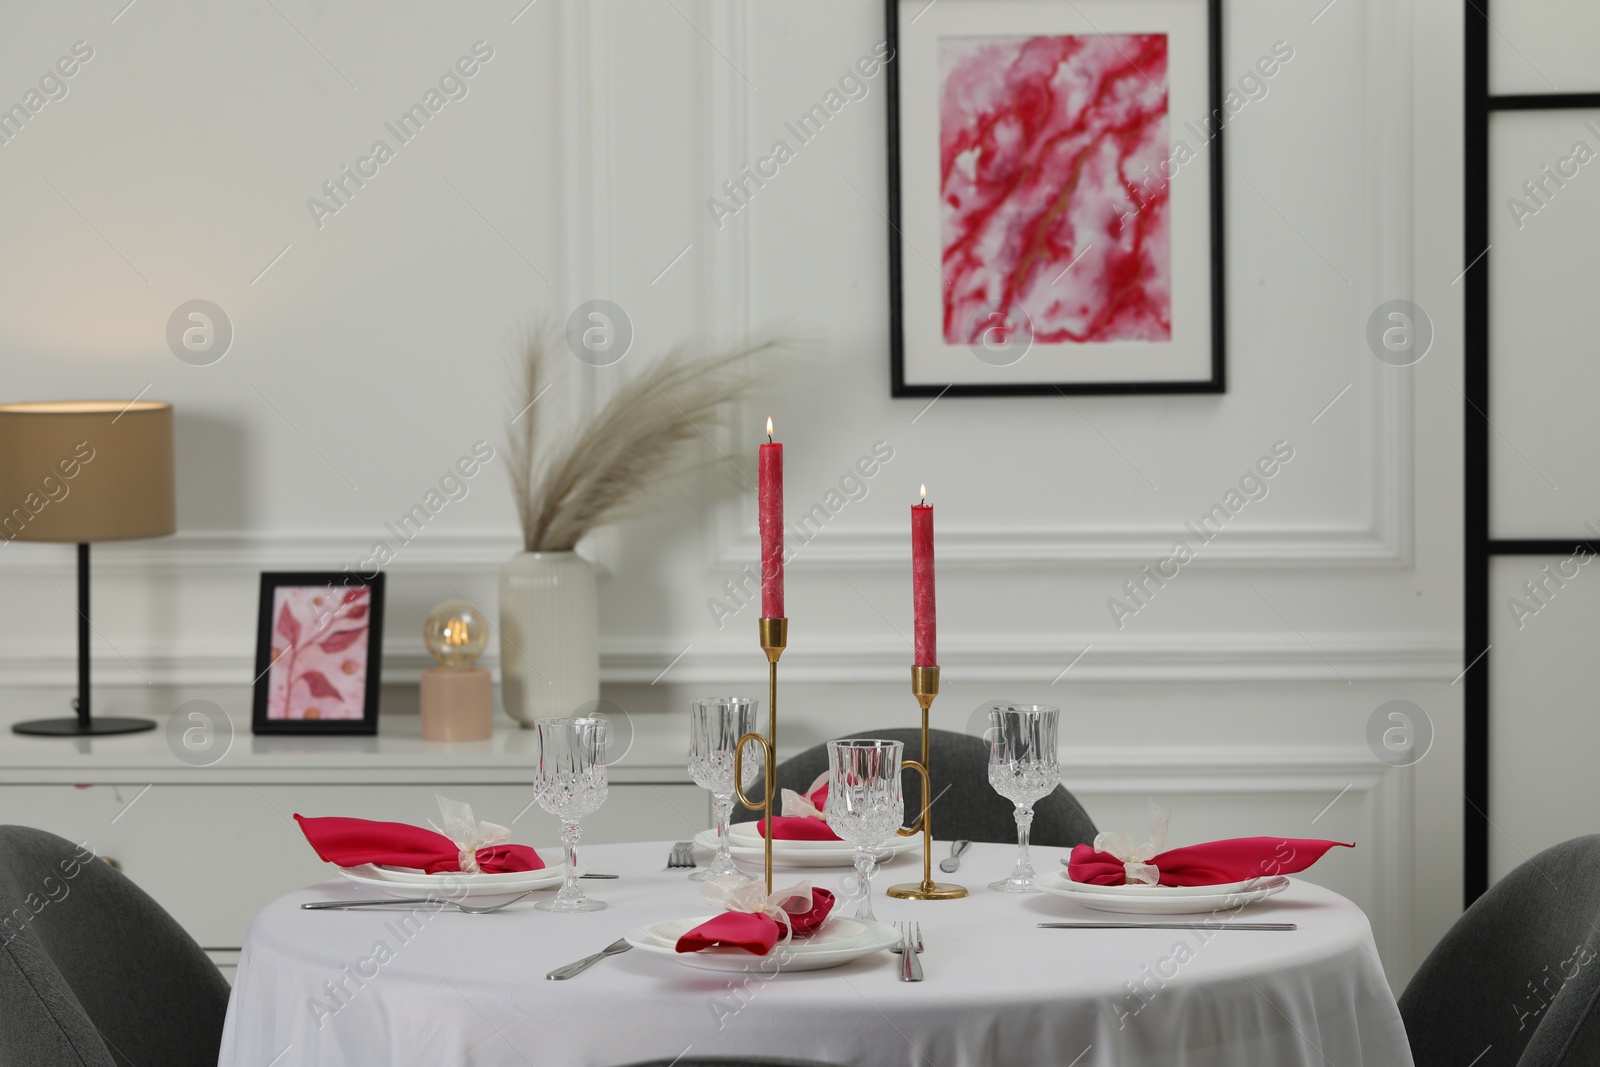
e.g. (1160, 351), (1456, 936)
(533, 716), (609, 912)
(824, 738), (905, 922)
(687, 697), (760, 882)
(986, 703), (1061, 893)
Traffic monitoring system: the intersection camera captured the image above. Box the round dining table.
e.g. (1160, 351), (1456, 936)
(217, 839), (1414, 1067)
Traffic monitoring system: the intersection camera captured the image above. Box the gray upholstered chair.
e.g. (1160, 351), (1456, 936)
(0, 825), (230, 1067)
(735, 726), (1097, 848)
(1400, 834), (1600, 1066)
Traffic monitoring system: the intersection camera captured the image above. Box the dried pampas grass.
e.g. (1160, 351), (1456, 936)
(508, 330), (797, 553)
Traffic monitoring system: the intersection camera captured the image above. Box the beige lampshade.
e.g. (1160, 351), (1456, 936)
(0, 401), (176, 543)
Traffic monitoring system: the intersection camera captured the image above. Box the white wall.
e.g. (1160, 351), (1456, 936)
(0, 0), (1463, 986)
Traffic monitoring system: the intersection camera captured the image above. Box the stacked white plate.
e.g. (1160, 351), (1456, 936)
(1035, 871), (1290, 914)
(625, 914), (900, 972)
(337, 858), (579, 900)
(692, 821), (918, 868)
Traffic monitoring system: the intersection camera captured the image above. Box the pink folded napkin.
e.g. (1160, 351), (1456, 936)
(675, 884), (836, 955)
(757, 772), (843, 841)
(295, 796), (544, 874)
(1068, 837), (1352, 887)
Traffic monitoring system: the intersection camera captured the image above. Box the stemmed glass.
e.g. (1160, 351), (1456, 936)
(986, 703), (1061, 893)
(533, 716), (609, 912)
(687, 697), (759, 882)
(824, 739), (905, 922)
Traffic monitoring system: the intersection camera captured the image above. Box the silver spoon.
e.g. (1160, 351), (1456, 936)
(939, 839), (972, 873)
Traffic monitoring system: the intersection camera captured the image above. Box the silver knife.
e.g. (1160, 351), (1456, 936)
(1037, 922), (1296, 931)
(302, 898), (447, 909)
(547, 938), (633, 980)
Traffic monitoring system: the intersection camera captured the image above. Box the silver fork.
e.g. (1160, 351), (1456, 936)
(667, 841), (696, 869)
(889, 919), (923, 953)
(546, 938), (632, 980)
(301, 890), (537, 914)
(894, 921), (923, 981)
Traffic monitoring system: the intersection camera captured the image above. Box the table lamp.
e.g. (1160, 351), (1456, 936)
(0, 401), (176, 736)
(420, 599), (493, 741)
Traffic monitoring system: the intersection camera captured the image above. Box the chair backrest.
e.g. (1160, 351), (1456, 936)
(0, 826), (230, 1067)
(1399, 834), (1600, 1067)
(0, 929), (115, 1067)
(735, 727), (1097, 848)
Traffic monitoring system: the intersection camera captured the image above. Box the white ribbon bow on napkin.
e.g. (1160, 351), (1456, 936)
(1092, 801), (1171, 886)
(700, 875), (815, 945)
(434, 795), (511, 875)
(779, 771), (831, 820)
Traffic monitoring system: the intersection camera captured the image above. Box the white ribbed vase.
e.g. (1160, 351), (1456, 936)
(497, 551), (599, 728)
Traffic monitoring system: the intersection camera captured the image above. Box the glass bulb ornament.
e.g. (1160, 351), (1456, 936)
(424, 601), (488, 670)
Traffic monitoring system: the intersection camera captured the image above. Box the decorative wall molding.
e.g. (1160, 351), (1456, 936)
(697, 0), (750, 344)
(1357, 0), (1417, 573)
(0, 513), (1396, 579)
(599, 633), (1461, 684)
(0, 533), (524, 574)
(695, 0), (1416, 574)
(0, 633), (1460, 687)
(0, 520), (1401, 577)
(715, 520), (1406, 570)
(559, 0), (613, 417)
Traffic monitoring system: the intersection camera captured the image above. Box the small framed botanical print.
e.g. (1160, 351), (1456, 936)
(252, 572), (386, 735)
(887, 0), (1225, 395)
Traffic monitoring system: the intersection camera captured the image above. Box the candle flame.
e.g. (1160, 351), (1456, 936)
(766, 416), (774, 437)
(919, 484), (927, 501)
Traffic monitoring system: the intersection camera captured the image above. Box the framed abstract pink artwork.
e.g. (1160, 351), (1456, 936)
(252, 572), (386, 735)
(887, 0), (1224, 395)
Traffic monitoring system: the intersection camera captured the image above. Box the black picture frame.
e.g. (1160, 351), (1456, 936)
(251, 571), (386, 736)
(886, 0), (1226, 396)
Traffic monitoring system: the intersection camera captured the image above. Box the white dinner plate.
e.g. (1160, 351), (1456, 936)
(369, 862), (558, 886)
(694, 829), (917, 868)
(337, 861), (579, 898)
(1035, 871), (1290, 915)
(624, 914), (900, 972)
(1057, 874), (1263, 898)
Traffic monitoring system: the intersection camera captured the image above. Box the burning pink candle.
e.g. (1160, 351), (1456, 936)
(759, 417), (784, 618)
(912, 485), (936, 666)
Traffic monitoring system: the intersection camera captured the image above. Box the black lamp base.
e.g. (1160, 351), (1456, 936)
(18, 547), (154, 739)
(15, 543), (158, 739)
(13, 716), (158, 737)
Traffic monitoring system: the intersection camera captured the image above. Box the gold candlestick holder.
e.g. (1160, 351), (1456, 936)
(733, 616), (786, 895)
(888, 664), (968, 900)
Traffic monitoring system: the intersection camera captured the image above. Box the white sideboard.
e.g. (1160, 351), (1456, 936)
(0, 687), (706, 980)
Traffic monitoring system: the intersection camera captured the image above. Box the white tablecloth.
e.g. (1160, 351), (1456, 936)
(219, 839), (1413, 1067)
